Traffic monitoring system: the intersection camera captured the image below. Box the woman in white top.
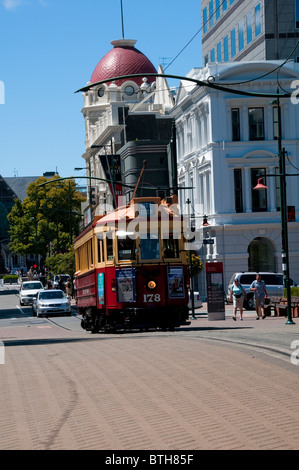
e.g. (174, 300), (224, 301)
(230, 278), (247, 321)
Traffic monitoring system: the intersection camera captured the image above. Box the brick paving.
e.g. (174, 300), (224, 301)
(0, 312), (299, 450)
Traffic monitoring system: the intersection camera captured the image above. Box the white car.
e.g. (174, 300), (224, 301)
(19, 281), (44, 306)
(188, 291), (203, 309)
(32, 289), (71, 317)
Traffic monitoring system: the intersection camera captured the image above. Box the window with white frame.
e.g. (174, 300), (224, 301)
(249, 107), (264, 141)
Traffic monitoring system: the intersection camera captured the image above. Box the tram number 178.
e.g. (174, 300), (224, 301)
(143, 293), (161, 303)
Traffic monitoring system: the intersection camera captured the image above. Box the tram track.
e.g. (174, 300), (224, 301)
(7, 292), (297, 366)
(43, 313), (82, 332)
(43, 316), (295, 366)
(185, 332), (293, 364)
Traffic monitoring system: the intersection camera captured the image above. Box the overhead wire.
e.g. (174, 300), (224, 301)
(215, 40), (299, 87)
(163, 0), (299, 92)
(164, 0), (226, 72)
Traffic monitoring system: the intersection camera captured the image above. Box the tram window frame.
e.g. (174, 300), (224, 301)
(139, 233), (160, 261)
(163, 235), (180, 259)
(117, 235), (136, 262)
(97, 234), (104, 264)
(105, 234), (114, 262)
(90, 239), (93, 267)
(79, 244), (88, 271)
(75, 248), (80, 271)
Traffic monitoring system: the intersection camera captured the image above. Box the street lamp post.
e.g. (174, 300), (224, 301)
(186, 198), (196, 320)
(255, 91), (295, 324)
(271, 92), (294, 324)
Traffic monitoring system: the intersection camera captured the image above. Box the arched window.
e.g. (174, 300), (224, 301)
(248, 237), (276, 272)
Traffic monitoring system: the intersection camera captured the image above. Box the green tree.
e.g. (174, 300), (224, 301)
(8, 176), (85, 259)
(45, 246), (75, 278)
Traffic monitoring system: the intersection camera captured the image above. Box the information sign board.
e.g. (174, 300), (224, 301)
(206, 262), (225, 320)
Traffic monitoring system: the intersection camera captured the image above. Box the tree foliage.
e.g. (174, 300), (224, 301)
(45, 246), (75, 278)
(8, 176), (85, 258)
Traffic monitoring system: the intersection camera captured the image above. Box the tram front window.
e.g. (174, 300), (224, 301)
(117, 235), (136, 261)
(163, 236), (179, 258)
(140, 234), (160, 260)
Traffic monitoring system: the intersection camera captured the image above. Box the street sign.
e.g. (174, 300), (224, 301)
(203, 238), (214, 245)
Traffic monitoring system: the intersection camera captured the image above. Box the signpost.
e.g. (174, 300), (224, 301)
(206, 262), (225, 321)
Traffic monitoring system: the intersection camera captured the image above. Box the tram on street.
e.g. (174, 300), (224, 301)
(74, 195), (191, 332)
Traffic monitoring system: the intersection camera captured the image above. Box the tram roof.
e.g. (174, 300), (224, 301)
(95, 196), (182, 227)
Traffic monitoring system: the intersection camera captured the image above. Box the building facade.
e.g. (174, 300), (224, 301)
(172, 60), (299, 296)
(202, 0), (299, 66)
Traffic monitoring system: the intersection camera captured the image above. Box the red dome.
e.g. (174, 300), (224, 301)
(90, 39), (157, 86)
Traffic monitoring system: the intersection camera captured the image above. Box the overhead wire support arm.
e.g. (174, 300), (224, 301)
(75, 73), (292, 99)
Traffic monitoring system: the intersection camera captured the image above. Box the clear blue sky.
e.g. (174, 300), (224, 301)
(0, 0), (202, 178)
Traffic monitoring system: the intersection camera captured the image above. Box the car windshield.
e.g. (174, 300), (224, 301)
(239, 275), (257, 284)
(22, 283), (42, 290)
(39, 291), (65, 299)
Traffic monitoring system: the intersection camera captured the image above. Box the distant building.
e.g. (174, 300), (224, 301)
(202, 0), (299, 66)
(0, 174), (56, 271)
(0, 176), (40, 270)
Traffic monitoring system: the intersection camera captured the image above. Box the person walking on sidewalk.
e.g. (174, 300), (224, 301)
(65, 277), (72, 301)
(250, 274), (268, 319)
(230, 278), (247, 321)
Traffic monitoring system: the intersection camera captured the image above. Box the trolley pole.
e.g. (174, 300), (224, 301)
(187, 198), (196, 319)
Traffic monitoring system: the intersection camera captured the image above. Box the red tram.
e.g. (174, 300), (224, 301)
(74, 195), (190, 332)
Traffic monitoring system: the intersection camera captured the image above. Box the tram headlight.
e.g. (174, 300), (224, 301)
(111, 279), (117, 292)
(147, 280), (157, 290)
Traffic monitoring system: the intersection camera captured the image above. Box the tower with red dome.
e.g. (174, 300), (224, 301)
(80, 38), (174, 217)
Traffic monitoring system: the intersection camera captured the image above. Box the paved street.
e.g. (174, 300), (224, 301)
(0, 285), (299, 450)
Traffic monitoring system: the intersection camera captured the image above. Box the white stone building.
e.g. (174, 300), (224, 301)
(171, 60), (299, 296)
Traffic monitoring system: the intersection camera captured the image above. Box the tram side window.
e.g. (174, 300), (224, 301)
(106, 236), (114, 261)
(140, 234), (160, 260)
(79, 245), (88, 271)
(97, 235), (103, 263)
(90, 239), (93, 266)
(86, 239), (93, 267)
(75, 249), (80, 271)
(117, 236), (136, 261)
(163, 236), (179, 258)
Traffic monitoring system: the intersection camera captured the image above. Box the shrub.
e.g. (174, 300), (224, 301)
(283, 287), (299, 297)
(3, 275), (19, 283)
(186, 253), (204, 278)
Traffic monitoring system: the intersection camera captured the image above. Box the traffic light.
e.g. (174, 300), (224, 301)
(90, 186), (97, 207)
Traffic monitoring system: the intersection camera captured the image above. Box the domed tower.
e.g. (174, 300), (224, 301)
(90, 39), (157, 86)
(80, 39), (174, 215)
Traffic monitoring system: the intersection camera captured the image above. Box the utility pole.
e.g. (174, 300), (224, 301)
(276, 91), (294, 324)
(187, 198), (196, 320)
